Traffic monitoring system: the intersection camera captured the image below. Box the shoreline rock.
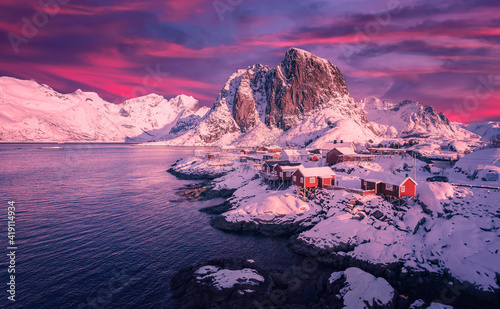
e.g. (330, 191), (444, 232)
(170, 258), (273, 309)
(173, 182), (236, 202)
(289, 235), (500, 309)
(167, 167), (230, 180)
(210, 214), (316, 237)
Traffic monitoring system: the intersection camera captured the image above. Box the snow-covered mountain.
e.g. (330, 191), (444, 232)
(166, 48), (377, 146)
(0, 48), (488, 145)
(465, 121), (500, 141)
(359, 97), (477, 140)
(0, 76), (206, 142)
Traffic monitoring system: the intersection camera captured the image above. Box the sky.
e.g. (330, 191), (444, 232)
(0, 0), (499, 123)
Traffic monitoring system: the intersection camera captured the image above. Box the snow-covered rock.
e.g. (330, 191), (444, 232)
(291, 188), (500, 293)
(210, 178), (328, 236)
(194, 266), (265, 290)
(328, 267), (396, 309)
(167, 155), (235, 180)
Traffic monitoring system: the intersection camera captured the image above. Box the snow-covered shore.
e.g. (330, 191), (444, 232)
(169, 151), (500, 308)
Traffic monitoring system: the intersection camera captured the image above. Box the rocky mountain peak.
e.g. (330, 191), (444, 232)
(267, 48), (353, 130)
(190, 48), (370, 144)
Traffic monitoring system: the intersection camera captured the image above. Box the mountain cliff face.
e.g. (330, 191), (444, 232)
(187, 48), (375, 145)
(359, 97), (477, 140)
(0, 77), (205, 142)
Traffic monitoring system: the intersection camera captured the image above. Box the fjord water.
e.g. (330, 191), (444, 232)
(0, 144), (297, 308)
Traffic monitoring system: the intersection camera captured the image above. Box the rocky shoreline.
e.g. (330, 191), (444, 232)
(170, 258), (396, 309)
(289, 236), (500, 309)
(168, 159), (500, 308)
(209, 215), (315, 237)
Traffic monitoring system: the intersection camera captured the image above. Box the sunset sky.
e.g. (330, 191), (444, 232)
(1, 0), (499, 123)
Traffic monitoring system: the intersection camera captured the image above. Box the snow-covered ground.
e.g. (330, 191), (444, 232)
(293, 175), (500, 293)
(449, 148), (500, 184)
(221, 181), (312, 222)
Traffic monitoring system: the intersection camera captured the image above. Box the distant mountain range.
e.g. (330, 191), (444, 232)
(0, 48), (495, 145)
(0, 76), (208, 142)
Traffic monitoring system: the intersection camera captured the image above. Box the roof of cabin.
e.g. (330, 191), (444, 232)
(368, 147), (406, 151)
(263, 160), (291, 167)
(330, 147), (356, 155)
(277, 164), (303, 172)
(361, 173), (417, 187)
(295, 166), (336, 177)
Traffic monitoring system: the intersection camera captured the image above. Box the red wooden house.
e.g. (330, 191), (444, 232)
(360, 176), (417, 198)
(327, 148), (375, 165)
(257, 146), (282, 153)
(292, 167), (336, 188)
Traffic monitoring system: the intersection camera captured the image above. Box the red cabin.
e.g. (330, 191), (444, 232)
(292, 167), (336, 188)
(360, 176), (417, 198)
(327, 148), (375, 165)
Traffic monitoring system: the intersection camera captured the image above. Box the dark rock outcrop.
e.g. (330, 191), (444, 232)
(171, 258), (272, 309)
(167, 167), (229, 180)
(267, 48), (352, 130)
(173, 182), (236, 202)
(210, 215), (315, 237)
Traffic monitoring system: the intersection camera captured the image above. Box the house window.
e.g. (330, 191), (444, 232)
(309, 177), (315, 183)
(293, 176), (296, 182)
(385, 183), (393, 190)
(280, 172), (283, 177)
(286, 172), (291, 177)
(401, 185), (405, 193)
(300, 178), (303, 184)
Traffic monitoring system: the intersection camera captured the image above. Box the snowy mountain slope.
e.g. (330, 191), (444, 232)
(166, 48), (377, 146)
(359, 97), (477, 140)
(0, 76), (202, 142)
(465, 121), (500, 141)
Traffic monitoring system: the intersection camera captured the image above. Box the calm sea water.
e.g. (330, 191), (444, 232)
(0, 144), (298, 308)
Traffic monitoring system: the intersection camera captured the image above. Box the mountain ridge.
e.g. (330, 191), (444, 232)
(0, 48), (488, 145)
(0, 76), (206, 142)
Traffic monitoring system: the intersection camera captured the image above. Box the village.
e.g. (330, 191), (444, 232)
(197, 140), (437, 204)
(165, 139), (500, 304)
